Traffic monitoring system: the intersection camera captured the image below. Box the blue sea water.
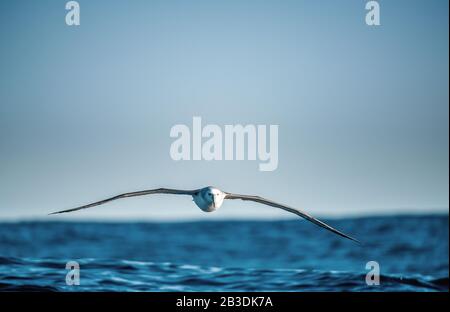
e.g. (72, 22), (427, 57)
(0, 215), (448, 291)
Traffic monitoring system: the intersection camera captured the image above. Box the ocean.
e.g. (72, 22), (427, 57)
(0, 215), (448, 291)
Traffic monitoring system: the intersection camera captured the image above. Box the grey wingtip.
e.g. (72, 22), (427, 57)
(339, 232), (362, 245)
(48, 210), (65, 215)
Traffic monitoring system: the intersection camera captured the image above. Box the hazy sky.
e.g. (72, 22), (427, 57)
(0, 0), (448, 221)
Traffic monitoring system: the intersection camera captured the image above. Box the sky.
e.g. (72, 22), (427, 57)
(0, 0), (448, 221)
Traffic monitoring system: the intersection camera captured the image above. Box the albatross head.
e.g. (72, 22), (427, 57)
(193, 186), (226, 212)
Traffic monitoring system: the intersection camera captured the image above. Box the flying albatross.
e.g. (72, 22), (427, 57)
(50, 186), (360, 244)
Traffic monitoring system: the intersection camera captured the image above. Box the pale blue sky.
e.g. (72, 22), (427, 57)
(0, 0), (448, 221)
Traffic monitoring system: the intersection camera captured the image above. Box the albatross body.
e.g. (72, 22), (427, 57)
(50, 186), (360, 244)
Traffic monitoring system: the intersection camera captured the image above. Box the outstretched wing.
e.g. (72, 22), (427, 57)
(225, 193), (360, 244)
(49, 188), (199, 215)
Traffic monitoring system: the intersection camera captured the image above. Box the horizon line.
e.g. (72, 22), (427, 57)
(0, 210), (447, 224)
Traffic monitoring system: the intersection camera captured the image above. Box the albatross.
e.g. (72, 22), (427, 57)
(50, 186), (360, 244)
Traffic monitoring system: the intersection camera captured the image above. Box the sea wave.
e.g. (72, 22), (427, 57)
(0, 216), (448, 291)
(0, 257), (447, 292)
